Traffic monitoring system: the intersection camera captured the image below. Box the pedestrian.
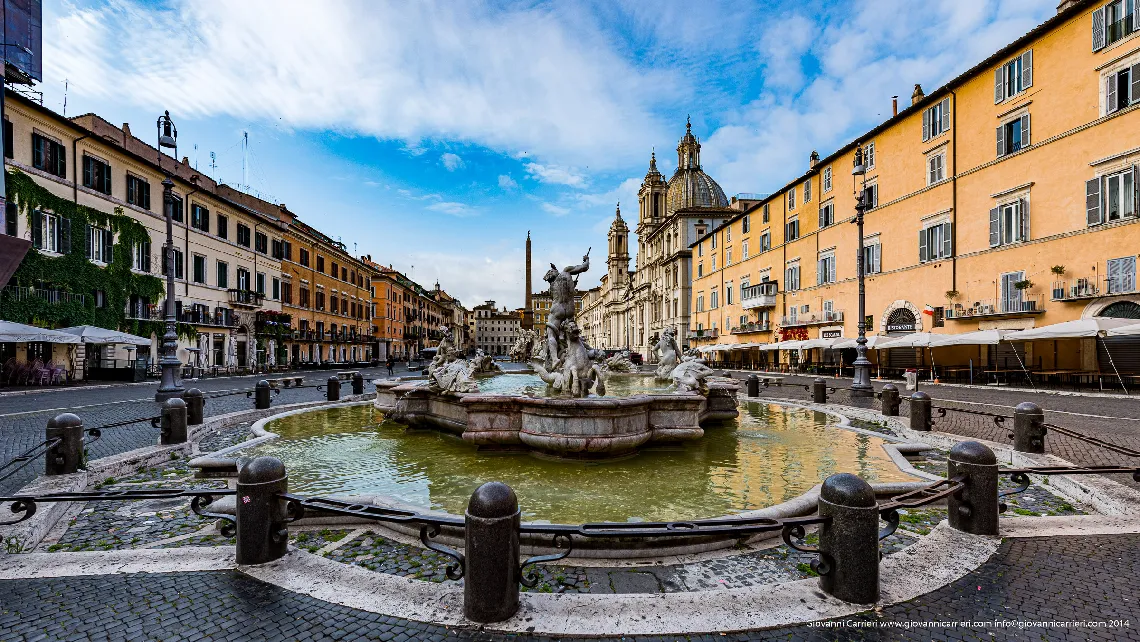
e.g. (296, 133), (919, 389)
(385, 355), (395, 377)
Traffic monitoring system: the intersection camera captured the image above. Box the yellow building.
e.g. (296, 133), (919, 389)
(690, 0), (1140, 375)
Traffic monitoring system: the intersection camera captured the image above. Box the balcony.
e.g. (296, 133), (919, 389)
(686, 328), (718, 340)
(126, 302), (237, 328)
(1106, 15), (1135, 47)
(741, 283), (778, 310)
(780, 310), (844, 327)
(945, 295), (1045, 320)
(2, 285), (85, 305)
(731, 322), (772, 334)
(228, 289), (264, 308)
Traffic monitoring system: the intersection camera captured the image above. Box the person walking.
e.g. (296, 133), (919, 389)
(385, 355), (395, 377)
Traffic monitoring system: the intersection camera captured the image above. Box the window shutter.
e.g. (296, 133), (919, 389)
(82, 157), (91, 187)
(31, 211), (42, 248)
(873, 243), (881, 273)
(1087, 177), (1103, 225)
(1020, 114), (1030, 146)
(143, 241), (151, 272)
(1092, 7), (1105, 51)
(1021, 50), (1032, 89)
(84, 223), (92, 259)
(1132, 63), (1140, 106)
(60, 218), (70, 254)
(942, 222), (953, 258)
(103, 167), (112, 194)
(989, 206), (1001, 246)
(818, 207), (824, 228)
(940, 97), (950, 132)
(996, 125), (1005, 157)
(918, 228), (928, 263)
(817, 260), (824, 285)
(829, 257), (836, 283)
(922, 108), (931, 141)
(994, 67), (1004, 103)
(56, 146), (66, 178)
(1020, 198), (1030, 240)
(201, 208), (209, 233)
(1107, 75), (1117, 114)
(103, 229), (113, 261)
(1133, 165), (1139, 217)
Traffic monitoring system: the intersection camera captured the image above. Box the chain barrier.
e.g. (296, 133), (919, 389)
(0, 438), (62, 485)
(0, 488), (235, 530)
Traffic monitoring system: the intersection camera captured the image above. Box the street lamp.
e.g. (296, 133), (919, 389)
(154, 110), (184, 402)
(850, 144), (873, 397)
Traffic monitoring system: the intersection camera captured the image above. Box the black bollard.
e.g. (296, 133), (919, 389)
(880, 384), (899, 416)
(813, 377), (827, 404)
(817, 473), (881, 604)
(184, 388), (205, 425)
(326, 376), (341, 401)
(464, 482), (520, 623)
(1012, 401), (1046, 454)
(160, 398), (188, 445)
(909, 391), (931, 432)
(746, 374), (759, 397)
(254, 380), (272, 410)
(352, 372), (364, 395)
(45, 413), (84, 476)
(947, 441), (999, 536)
(235, 456), (289, 565)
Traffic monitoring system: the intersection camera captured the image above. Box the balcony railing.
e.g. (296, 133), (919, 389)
(731, 322), (772, 334)
(1106, 15), (1135, 47)
(2, 286), (85, 305)
(1051, 277), (1136, 301)
(126, 303), (238, 328)
(780, 310), (844, 327)
(686, 328), (718, 340)
(228, 289), (264, 307)
(741, 283), (778, 310)
(945, 295), (1045, 320)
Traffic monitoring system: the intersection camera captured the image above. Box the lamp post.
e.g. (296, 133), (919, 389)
(154, 111), (184, 401)
(850, 144), (873, 397)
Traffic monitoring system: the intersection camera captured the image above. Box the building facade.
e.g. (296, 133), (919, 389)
(472, 301), (520, 356)
(690, 0), (1140, 372)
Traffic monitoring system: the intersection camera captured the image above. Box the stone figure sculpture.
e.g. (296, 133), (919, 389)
(532, 319), (606, 397)
(653, 327), (681, 379)
(471, 348), (501, 374)
(424, 325), (479, 394)
(670, 353), (715, 395)
(509, 329), (537, 363)
(604, 349), (635, 373)
(542, 252), (591, 370)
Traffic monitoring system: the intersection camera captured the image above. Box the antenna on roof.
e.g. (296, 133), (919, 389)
(241, 131), (249, 190)
(62, 79), (68, 117)
(209, 152), (217, 177)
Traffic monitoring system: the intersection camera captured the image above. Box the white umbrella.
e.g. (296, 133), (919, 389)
(757, 343), (782, 351)
(267, 339), (277, 367)
(197, 334), (210, 368)
(776, 340), (806, 350)
(831, 335), (890, 350)
(799, 338), (837, 350)
(928, 329), (1014, 347)
(226, 336), (237, 368)
(1107, 322), (1140, 337)
(875, 332), (939, 349)
(57, 325), (151, 346)
(1004, 318), (1135, 340)
(0, 321), (82, 344)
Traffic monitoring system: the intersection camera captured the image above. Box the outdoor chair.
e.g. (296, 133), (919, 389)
(2, 357), (18, 385)
(47, 361), (67, 385)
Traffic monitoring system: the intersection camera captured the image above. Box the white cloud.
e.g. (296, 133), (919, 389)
(578, 177), (641, 209)
(541, 202), (571, 216)
(524, 162), (587, 188)
(426, 200), (476, 217)
(497, 174), (518, 189)
(440, 152), (464, 171)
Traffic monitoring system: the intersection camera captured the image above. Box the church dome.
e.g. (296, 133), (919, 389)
(665, 119), (728, 216)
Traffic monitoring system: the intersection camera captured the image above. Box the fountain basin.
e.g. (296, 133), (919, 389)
(374, 376), (739, 459)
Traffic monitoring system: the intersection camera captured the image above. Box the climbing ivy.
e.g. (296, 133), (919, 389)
(0, 169), (194, 338)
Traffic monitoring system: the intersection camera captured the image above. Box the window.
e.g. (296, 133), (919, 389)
(31, 211), (68, 257)
(217, 261), (229, 289)
(710, 289), (719, 309)
(822, 167), (832, 193)
(1107, 256), (1137, 294)
(864, 142), (876, 169)
(282, 241), (292, 261)
(1105, 62), (1140, 114)
(1093, 0), (1136, 51)
(697, 243), (703, 257)
(4, 202), (15, 236)
(785, 264), (800, 292)
(82, 156), (112, 195)
(126, 175), (150, 210)
(696, 294), (704, 312)
(989, 199), (1030, 246)
(171, 196), (183, 223)
(1000, 271), (1026, 312)
(32, 133), (66, 178)
(237, 268), (250, 291)
(919, 222), (953, 263)
(759, 230), (771, 252)
(742, 215), (750, 234)
(786, 218), (800, 241)
(697, 262), (704, 278)
(192, 254), (207, 284)
(299, 248), (310, 267)
(742, 239), (749, 259)
(818, 202), (835, 228)
(216, 214), (228, 239)
(299, 287), (310, 308)
(726, 247), (732, 265)
(271, 239), (284, 259)
(923, 97), (950, 141)
(316, 291), (326, 311)
(711, 255), (716, 270)
(803, 179), (811, 203)
(726, 281), (734, 305)
(997, 114), (1030, 157)
(133, 239), (150, 272)
(862, 242), (882, 275)
(788, 187), (796, 210)
(237, 223), (251, 248)
(94, 290), (106, 309)
(282, 282), (292, 304)
(994, 50), (1033, 103)
(817, 254), (836, 285)
(762, 203), (770, 223)
(726, 228), (731, 243)
(1087, 167), (1138, 225)
(272, 277), (281, 300)
(317, 256), (325, 273)
(191, 204), (210, 232)
(710, 235), (717, 250)
(162, 246), (184, 279)
(862, 183), (879, 209)
(928, 152), (945, 185)
(87, 226), (112, 264)
(255, 232), (268, 254)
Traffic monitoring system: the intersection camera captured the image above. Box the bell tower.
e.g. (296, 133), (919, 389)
(607, 203), (629, 288)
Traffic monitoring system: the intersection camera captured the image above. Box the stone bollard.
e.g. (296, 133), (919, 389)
(746, 374), (760, 397)
(909, 391), (931, 432)
(235, 456), (289, 565)
(464, 482), (520, 623)
(45, 413), (84, 476)
(813, 377), (828, 404)
(352, 372), (364, 395)
(817, 473), (881, 604)
(184, 388), (205, 425)
(326, 376), (341, 401)
(947, 441), (999, 536)
(880, 384), (899, 416)
(160, 398), (188, 445)
(1012, 401), (1046, 454)
(254, 380), (272, 410)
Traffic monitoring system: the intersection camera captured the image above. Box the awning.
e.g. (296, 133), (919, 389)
(0, 320), (82, 344)
(57, 325), (152, 346)
(757, 343), (783, 351)
(927, 329), (1014, 347)
(876, 332), (939, 349)
(1106, 322), (1140, 337)
(799, 338), (837, 350)
(776, 340), (807, 351)
(831, 335), (891, 350)
(1004, 318), (1136, 340)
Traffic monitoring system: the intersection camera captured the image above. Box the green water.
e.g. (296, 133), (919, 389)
(247, 402), (918, 524)
(475, 372), (673, 397)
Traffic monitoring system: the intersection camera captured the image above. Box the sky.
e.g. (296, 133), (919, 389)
(39, 0), (1056, 310)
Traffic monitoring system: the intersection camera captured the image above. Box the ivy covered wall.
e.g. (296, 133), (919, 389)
(0, 169), (193, 338)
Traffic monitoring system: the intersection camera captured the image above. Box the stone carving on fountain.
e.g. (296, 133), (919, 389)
(653, 327), (681, 379)
(604, 349), (635, 373)
(528, 251), (609, 398)
(669, 351), (714, 394)
(508, 329), (538, 363)
(471, 349), (501, 374)
(424, 325), (479, 394)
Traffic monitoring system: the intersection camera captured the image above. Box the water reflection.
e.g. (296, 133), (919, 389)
(248, 403), (918, 523)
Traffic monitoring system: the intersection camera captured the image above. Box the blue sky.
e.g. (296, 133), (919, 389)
(41, 0), (1056, 309)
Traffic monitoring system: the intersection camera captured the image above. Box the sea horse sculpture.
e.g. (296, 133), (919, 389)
(532, 319), (606, 397)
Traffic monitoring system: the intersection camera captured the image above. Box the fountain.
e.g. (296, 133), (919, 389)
(375, 249), (739, 459)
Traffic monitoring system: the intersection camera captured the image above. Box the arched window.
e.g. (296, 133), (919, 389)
(886, 308), (918, 333)
(1098, 301), (1140, 319)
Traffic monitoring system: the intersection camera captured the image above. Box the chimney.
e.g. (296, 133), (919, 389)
(911, 84), (925, 105)
(181, 156), (190, 166)
(892, 96), (898, 117)
(121, 123), (131, 139)
(809, 150), (820, 169)
(1056, 0), (1079, 12)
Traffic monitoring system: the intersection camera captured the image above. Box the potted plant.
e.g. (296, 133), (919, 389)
(1014, 279), (1034, 291)
(1050, 265), (1066, 276)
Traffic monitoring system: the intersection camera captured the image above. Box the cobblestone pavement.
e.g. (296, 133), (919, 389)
(1, 534), (1137, 640)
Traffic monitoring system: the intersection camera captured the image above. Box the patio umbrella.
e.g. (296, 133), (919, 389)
(1106, 322), (1140, 336)
(831, 335), (890, 350)
(927, 329), (1013, 347)
(197, 334), (210, 369)
(0, 321), (82, 344)
(57, 325), (151, 346)
(875, 332), (939, 349)
(226, 336), (237, 368)
(267, 339), (277, 367)
(799, 338), (837, 349)
(1004, 318), (1135, 340)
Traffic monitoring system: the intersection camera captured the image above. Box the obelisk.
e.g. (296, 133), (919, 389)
(522, 231), (534, 330)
